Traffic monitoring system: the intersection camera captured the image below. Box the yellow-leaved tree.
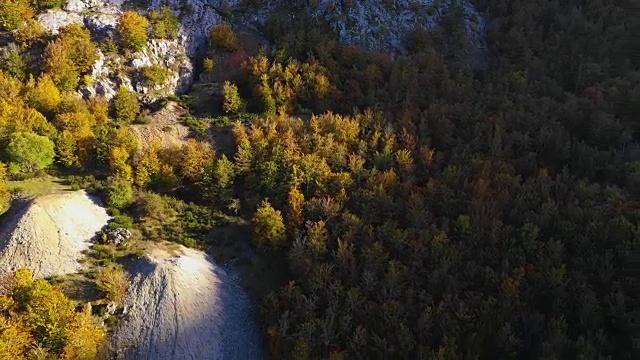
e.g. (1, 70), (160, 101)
(0, 162), (10, 214)
(0, 268), (105, 359)
(117, 11), (149, 52)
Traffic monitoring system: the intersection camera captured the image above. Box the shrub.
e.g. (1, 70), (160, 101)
(222, 81), (243, 113)
(36, 0), (66, 9)
(107, 213), (134, 230)
(117, 11), (149, 52)
(140, 64), (171, 88)
(183, 116), (209, 139)
(209, 23), (237, 51)
(113, 85), (140, 123)
(95, 265), (129, 304)
(13, 18), (46, 45)
(88, 244), (116, 265)
(106, 176), (134, 209)
(149, 6), (179, 39)
(203, 57), (214, 73)
(7, 132), (56, 175)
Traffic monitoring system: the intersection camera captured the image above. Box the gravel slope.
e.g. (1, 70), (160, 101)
(0, 190), (110, 278)
(112, 246), (264, 360)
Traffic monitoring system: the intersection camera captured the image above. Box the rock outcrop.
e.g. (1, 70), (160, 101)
(34, 0), (487, 101)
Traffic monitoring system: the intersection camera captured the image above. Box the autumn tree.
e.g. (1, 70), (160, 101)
(211, 154), (235, 206)
(286, 186), (305, 232)
(0, 162), (9, 214)
(222, 81), (243, 114)
(13, 18), (46, 46)
(42, 25), (98, 91)
(209, 23), (237, 51)
(96, 264), (129, 304)
(6, 132), (55, 175)
(24, 74), (61, 114)
(117, 11), (149, 52)
(253, 199), (287, 248)
(181, 139), (215, 185)
(0, 268), (105, 359)
(113, 85), (139, 123)
(0, 0), (34, 31)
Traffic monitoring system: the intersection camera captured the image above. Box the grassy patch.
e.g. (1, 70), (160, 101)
(7, 176), (70, 198)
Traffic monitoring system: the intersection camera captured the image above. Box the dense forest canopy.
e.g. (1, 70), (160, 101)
(0, 0), (637, 359)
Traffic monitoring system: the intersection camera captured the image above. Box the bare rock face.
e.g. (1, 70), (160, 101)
(112, 246), (264, 360)
(0, 191), (110, 278)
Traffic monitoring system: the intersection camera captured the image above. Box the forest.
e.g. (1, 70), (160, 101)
(0, 0), (638, 359)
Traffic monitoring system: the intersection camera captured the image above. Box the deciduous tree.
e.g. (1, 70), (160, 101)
(6, 132), (55, 175)
(253, 199), (287, 248)
(117, 11), (149, 52)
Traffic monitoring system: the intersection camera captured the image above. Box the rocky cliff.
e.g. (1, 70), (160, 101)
(32, 0), (486, 102)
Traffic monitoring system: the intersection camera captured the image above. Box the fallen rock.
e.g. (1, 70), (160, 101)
(107, 228), (132, 246)
(0, 190), (111, 278)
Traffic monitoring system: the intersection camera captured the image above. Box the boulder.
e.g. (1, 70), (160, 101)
(106, 228), (132, 246)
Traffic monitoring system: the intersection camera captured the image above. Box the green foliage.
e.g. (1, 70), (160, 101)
(106, 176), (134, 209)
(113, 85), (140, 123)
(149, 6), (179, 39)
(6, 132), (55, 175)
(222, 81), (243, 114)
(130, 191), (214, 246)
(36, 0), (66, 9)
(117, 11), (149, 52)
(1, 48), (27, 81)
(140, 64), (171, 88)
(209, 23), (237, 51)
(183, 116), (209, 139)
(252, 199), (286, 248)
(88, 244), (116, 265)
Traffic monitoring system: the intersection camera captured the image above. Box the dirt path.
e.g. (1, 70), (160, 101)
(0, 190), (110, 278)
(112, 246), (265, 360)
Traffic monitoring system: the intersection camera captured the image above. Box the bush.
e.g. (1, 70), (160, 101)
(203, 57), (214, 73)
(106, 176), (134, 209)
(117, 11), (149, 52)
(209, 23), (237, 51)
(140, 64), (171, 88)
(95, 265), (129, 304)
(107, 213), (134, 230)
(183, 116), (209, 139)
(7, 132), (56, 176)
(36, 0), (66, 9)
(149, 6), (179, 39)
(113, 85), (140, 123)
(88, 244), (116, 265)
